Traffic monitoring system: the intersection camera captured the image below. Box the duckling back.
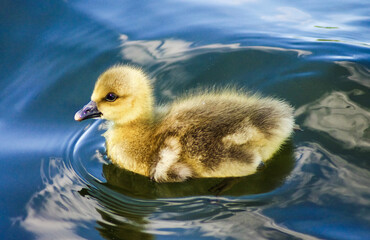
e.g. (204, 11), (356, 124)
(150, 91), (294, 182)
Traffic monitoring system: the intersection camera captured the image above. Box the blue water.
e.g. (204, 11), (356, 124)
(1, 0), (369, 239)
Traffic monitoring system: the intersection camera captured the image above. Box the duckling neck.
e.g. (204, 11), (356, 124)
(104, 118), (154, 176)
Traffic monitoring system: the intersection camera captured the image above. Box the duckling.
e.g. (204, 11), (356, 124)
(75, 65), (294, 182)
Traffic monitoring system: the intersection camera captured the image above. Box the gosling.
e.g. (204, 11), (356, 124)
(75, 65), (294, 182)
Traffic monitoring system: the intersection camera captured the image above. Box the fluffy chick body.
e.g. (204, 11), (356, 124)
(76, 65), (294, 182)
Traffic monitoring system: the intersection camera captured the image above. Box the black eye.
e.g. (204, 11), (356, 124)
(105, 92), (117, 102)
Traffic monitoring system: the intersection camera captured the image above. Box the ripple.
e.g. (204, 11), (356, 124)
(18, 139), (370, 239)
(262, 142), (370, 239)
(295, 90), (370, 149)
(335, 61), (370, 88)
(16, 114), (299, 239)
(118, 35), (313, 103)
(18, 157), (100, 240)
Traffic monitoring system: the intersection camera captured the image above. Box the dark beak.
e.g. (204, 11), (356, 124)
(74, 101), (102, 121)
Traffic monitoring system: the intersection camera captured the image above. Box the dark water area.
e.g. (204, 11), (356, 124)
(1, 0), (369, 239)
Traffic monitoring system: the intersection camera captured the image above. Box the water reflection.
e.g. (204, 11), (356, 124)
(295, 90), (370, 149)
(335, 61), (370, 88)
(119, 34), (311, 69)
(79, 186), (156, 240)
(18, 158), (100, 239)
(267, 143), (370, 239)
(291, 143), (370, 206)
(95, 209), (154, 240)
(261, 7), (312, 24)
(18, 157), (156, 240)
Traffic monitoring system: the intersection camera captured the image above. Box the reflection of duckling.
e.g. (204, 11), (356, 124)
(75, 65), (294, 182)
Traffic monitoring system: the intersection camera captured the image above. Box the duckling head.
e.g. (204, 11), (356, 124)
(75, 65), (153, 124)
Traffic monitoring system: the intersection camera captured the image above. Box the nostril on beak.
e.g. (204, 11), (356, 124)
(75, 100), (101, 121)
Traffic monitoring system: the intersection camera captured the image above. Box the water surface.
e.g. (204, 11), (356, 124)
(1, 0), (369, 239)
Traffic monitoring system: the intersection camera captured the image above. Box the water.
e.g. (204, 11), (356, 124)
(1, 0), (369, 239)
